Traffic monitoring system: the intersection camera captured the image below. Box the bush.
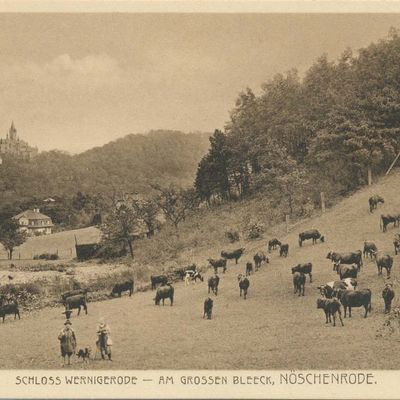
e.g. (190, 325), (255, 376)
(33, 253), (59, 260)
(225, 229), (240, 243)
(246, 221), (265, 240)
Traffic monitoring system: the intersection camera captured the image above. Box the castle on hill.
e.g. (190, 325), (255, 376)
(0, 121), (38, 160)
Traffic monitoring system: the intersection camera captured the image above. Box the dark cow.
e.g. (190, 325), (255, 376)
(317, 298), (344, 327)
(293, 272), (305, 296)
(150, 275), (168, 290)
(61, 289), (89, 302)
(155, 284), (174, 306)
(208, 275), (220, 296)
(253, 251), (268, 271)
(394, 235), (400, 255)
(246, 262), (253, 276)
(0, 302), (20, 323)
(203, 297), (214, 319)
(208, 258), (227, 274)
(111, 279), (134, 297)
(279, 243), (289, 257)
(381, 214), (400, 232)
(382, 284), (395, 314)
(238, 274), (250, 299)
(318, 278), (357, 298)
(337, 264), (358, 280)
(369, 195), (384, 213)
(65, 294), (87, 316)
(221, 248), (245, 264)
(363, 241), (378, 258)
(327, 250), (362, 271)
(172, 264), (197, 281)
(375, 254), (393, 278)
(336, 289), (372, 318)
(291, 263), (312, 283)
(268, 239), (281, 252)
(298, 229), (325, 247)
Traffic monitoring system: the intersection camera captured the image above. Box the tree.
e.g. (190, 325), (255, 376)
(131, 199), (160, 237)
(153, 185), (199, 229)
(100, 203), (141, 258)
(0, 219), (27, 260)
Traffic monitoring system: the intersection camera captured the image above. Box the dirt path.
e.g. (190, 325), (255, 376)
(1, 173), (400, 369)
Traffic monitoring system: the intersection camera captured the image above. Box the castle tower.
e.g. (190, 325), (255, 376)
(9, 121), (17, 141)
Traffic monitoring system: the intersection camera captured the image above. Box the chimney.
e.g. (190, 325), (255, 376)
(33, 208), (40, 213)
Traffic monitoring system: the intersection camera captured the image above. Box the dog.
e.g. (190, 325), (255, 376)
(76, 347), (92, 363)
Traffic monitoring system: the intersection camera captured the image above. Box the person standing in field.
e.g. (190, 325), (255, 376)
(58, 319), (77, 366)
(96, 318), (112, 361)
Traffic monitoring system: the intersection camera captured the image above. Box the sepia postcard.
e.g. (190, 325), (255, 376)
(1, 1), (400, 399)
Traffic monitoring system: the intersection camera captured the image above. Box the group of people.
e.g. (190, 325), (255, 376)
(57, 317), (113, 366)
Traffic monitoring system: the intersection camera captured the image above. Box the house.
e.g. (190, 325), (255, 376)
(13, 208), (53, 236)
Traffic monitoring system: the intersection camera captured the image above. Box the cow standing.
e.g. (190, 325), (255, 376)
(319, 278), (357, 298)
(317, 298), (344, 327)
(208, 258), (227, 274)
(393, 235), (400, 255)
(291, 263), (312, 283)
(150, 275), (168, 290)
(336, 264), (358, 280)
(154, 284), (174, 306)
(369, 195), (384, 213)
(65, 294), (88, 316)
(208, 275), (220, 296)
(238, 274), (250, 299)
(382, 284), (395, 314)
(184, 271), (203, 285)
(363, 241), (378, 258)
(279, 243), (289, 257)
(298, 229), (325, 247)
(221, 248), (245, 264)
(375, 254), (393, 278)
(0, 302), (20, 323)
(336, 289), (372, 318)
(203, 297), (213, 319)
(268, 239), (281, 253)
(327, 250), (362, 271)
(111, 279), (134, 297)
(253, 251), (268, 271)
(381, 214), (400, 232)
(293, 272), (305, 296)
(245, 262), (253, 276)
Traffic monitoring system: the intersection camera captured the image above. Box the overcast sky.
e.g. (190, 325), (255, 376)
(1, 13), (400, 153)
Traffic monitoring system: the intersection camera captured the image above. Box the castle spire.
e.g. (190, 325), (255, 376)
(9, 121), (17, 140)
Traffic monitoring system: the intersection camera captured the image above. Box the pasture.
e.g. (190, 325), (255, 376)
(1, 172), (400, 369)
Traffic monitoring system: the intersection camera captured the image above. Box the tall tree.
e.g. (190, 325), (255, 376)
(0, 219), (27, 260)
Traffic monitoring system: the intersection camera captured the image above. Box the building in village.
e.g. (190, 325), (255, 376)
(0, 121), (38, 160)
(13, 208), (53, 236)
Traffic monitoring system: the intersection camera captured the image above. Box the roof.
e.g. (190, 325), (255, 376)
(13, 210), (52, 221)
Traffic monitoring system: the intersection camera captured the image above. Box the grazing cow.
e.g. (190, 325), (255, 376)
(208, 258), (227, 274)
(253, 251), (268, 271)
(319, 278), (357, 298)
(382, 284), (395, 314)
(279, 243), (289, 257)
(327, 250), (362, 271)
(65, 294), (87, 316)
(337, 264), (358, 280)
(203, 297), (213, 319)
(154, 284), (174, 306)
(0, 302), (20, 323)
(291, 263), (312, 283)
(375, 254), (393, 278)
(61, 289), (88, 302)
(336, 289), (372, 318)
(111, 279), (134, 297)
(381, 214), (400, 232)
(363, 241), (378, 258)
(238, 274), (250, 299)
(317, 298), (344, 327)
(208, 275), (220, 296)
(184, 271), (204, 285)
(221, 248), (245, 264)
(369, 195), (384, 213)
(298, 229), (325, 247)
(393, 235), (400, 255)
(293, 272), (305, 296)
(268, 239), (281, 252)
(150, 275), (168, 290)
(246, 262), (253, 276)
(172, 264), (197, 281)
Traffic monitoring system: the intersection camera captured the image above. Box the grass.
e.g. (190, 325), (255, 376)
(0, 171), (400, 369)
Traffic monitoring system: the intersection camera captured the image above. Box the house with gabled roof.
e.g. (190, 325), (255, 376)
(13, 208), (53, 236)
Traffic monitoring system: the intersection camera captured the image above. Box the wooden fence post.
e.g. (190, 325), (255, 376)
(285, 214), (290, 233)
(320, 192), (326, 213)
(368, 166), (372, 186)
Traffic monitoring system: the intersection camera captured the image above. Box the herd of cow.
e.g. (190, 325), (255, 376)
(0, 195), (399, 332)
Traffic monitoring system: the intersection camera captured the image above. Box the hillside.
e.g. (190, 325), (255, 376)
(0, 130), (211, 206)
(0, 171), (399, 369)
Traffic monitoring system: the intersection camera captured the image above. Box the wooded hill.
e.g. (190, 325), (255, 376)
(0, 130), (210, 208)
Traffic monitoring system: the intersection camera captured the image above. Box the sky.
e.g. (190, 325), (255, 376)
(1, 13), (400, 153)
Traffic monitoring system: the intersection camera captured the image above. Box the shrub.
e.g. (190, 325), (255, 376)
(33, 253), (59, 261)
(225, 229), (240, 243)
(246, 221), (265, 240)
